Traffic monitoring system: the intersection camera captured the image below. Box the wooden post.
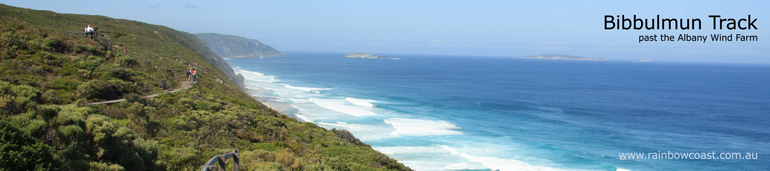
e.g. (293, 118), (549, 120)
(233, 149), (240, 171)
(217, 155), (225, 171)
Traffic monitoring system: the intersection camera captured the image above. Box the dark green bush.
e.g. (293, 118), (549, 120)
(76, 60), (97, 70)
(42, 36), (64, 52)
(0, 120), (60, 170)
(73, 44), (88, 54)
(0, 81), (41, 115)
(116, 56), (138, 67)
(73, 44), (100, 55)
(56, 66), (78, 75)
(77, 80), (135, 100)
(194, 101), (222, 112)
(109, 68), (135, 81)
(331, 128), (366, 146)
(49, 78), (78, 90)
(41, 90), (61, 104)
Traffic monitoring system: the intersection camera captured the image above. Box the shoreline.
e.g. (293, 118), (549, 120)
(244, 87), (294, 113)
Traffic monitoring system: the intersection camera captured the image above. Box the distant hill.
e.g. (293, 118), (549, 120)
(519, 54), (608, 61)
(195, 33), (284, 58)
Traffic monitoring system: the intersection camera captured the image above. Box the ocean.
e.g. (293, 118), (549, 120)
(226, 52), (770, 171)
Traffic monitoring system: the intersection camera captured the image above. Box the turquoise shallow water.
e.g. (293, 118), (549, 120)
(227, 52), (770, 171)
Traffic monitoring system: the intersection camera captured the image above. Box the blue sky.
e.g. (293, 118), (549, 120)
(2, 0), (768, 63)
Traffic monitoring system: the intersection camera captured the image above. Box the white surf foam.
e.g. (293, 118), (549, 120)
(295, 113), (314, 122)
(318, 121), (353, 129)
(309, 98), (377, 116)
(373, 146), (467, 171)
(317, 121), (396, 141)
(345, 97), (377, 107)
(383, 118), (462, 136)
(236, 70), (271, 82)
(234, 67), (600, 171)
(443, 162), (489, 170)
(373, 146), (451, 155)
(284, 84), (332, 92)
(442, 146), (576, 171)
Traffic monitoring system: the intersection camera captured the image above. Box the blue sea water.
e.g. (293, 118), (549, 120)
(226, 52), (770, 171)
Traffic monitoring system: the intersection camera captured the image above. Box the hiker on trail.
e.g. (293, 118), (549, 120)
(186, 68), (192, 81)
(84, 25), (94, 39)
(191, 68), (197, 81)
(123, 47), (128, 54)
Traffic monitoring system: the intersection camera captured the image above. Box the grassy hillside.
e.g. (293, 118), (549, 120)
(0, 3), (411, 171)
(195, 33), (285, 58)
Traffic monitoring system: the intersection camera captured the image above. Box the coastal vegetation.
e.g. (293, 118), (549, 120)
(0, 3), (410, 171)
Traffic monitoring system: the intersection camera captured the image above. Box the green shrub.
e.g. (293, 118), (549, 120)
(194, 101), (222, 112)
(159, 146), (200, 171)
(27, 40), (42, 51)
(41, 90), (61, 104)
(74, 44), (88, 54)
(253, 143), (279, 151)
(77, 80), (135, 100)
(49, 78), (78, 90)
(116, 56), (138, 67)
(0, 120), (60, 170)
(88, 162), (125, 171)
(36, 104), (60, 120)
(77, 60), (98, 70)
(0, 81), (41, 115)
(177, 98), (195, 109)
(331, 128), (366, 146)
(56, 66), (78, 75)
(87, 45), (98, 54)
(43, 53), (63, 66)
(3, 34), (28, 51)
(109, 68), (135, 81)
(42, 36), (64, 52)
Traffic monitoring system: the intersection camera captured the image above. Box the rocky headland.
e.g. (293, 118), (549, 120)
(195, 33), (285, 58)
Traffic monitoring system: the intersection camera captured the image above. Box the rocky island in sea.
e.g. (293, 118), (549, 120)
(634, 59), (653, 62)
(519, 54), (608, 61)
(346, 52), (400, 60)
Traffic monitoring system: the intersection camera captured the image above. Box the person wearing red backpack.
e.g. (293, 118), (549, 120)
(191, 68), (197, 81)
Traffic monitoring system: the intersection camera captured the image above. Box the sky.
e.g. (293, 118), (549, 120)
(2, 0), (768, 63)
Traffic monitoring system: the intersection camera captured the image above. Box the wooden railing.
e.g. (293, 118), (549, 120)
(200, 149), (240, 171)
(56, 31), (111, 48)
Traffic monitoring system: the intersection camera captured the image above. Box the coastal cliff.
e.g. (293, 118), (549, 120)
(195, 33), (285, 58)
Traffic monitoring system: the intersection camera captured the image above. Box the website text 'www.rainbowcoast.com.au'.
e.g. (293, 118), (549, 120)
(619, 151), (758, 160)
